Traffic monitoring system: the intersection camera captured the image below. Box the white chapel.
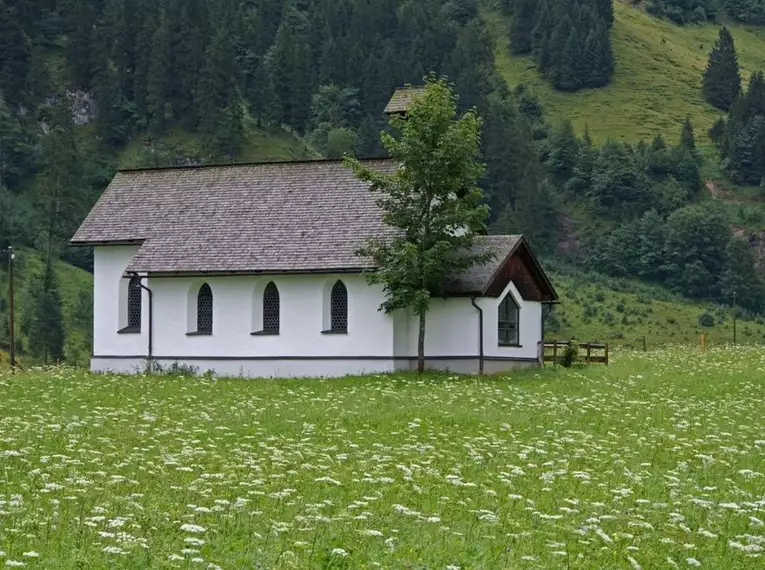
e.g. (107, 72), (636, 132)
(71, 89), (558, 378)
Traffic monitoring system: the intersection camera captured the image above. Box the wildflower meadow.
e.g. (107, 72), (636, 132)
(1, 347), (765, 568)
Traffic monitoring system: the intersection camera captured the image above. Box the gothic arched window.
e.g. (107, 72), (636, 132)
(330, 280), (348, 333)
(263, 282), (280, 333)
(197, 283), (213, 334)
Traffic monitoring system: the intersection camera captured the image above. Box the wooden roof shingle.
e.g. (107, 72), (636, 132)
(71, 158), (556, 299)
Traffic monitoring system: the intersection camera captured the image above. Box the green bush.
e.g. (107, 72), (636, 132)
(698, 312), (715, 327)
(560, 343), (579, 368)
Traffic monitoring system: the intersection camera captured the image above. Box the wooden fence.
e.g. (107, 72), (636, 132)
(539, 341), (609, 366)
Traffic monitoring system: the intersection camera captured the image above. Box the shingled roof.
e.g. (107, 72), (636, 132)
(71, 158), (557, 300)
(384, 86), (426, 115)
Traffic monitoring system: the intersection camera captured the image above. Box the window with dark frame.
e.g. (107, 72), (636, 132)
(330, 280), (348, 332)
(197, 283), (213, 334)
(498, 293), (520, 346)
(263, 282), (280, 333)
(127, 276), (142, 330)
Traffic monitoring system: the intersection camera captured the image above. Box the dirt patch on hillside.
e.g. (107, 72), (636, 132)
(706, 180), (764, 204)
(556, 213), (580, 257)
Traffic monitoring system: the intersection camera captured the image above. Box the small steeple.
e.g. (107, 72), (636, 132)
(383, 86), (426, 117)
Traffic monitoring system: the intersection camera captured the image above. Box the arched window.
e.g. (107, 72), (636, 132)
(127, 276), (142, 330)
(498, 292), (520, 346)
(197, 283), (213, 334)
(330, 280), (348, 333)
(263, 282), (280, 333)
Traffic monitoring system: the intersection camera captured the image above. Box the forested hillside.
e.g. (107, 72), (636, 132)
(3, 0), (765, 361)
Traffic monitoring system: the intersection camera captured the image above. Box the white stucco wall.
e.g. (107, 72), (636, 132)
(93, 245), (148, 358)
(92, 246), (543, 378)
(148, 274), (394, 359)
(397, 281), (542, 362)
(92, 246), (398, 376)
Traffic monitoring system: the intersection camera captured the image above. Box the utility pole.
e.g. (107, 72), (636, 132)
(733, 290), (737, 346)
(7, 246), (15, 370)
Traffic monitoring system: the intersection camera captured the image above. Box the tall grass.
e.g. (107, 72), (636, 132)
(1, 348), (765, 567)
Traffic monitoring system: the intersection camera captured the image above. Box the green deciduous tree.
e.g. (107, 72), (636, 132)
(702, 26), (741, 111)
(345, 77), (489, 373)
(663, 203), (730, 297)
(588, 141), (652, 220)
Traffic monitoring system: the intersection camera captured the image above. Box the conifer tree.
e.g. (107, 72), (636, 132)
(509, 0), (537, 54)
(702, 27), (741, 111)
(28, 260), (65, 365)
(558, 31), (583, 91)
(679, 116), (696, 153)
(37, 100), (81, 258)
(594, 0), (614, 27)
(196, 21), (244, 156)
(147, 7), (173, 131)
(531, 0), (552, 69)
(0, 4), (31, 103)
(64, 0), (97, 88)
(546, 120), (579, 180)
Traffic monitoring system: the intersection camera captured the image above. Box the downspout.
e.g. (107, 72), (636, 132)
(470, 297), (484, 375)
(134, 275), (154, 373)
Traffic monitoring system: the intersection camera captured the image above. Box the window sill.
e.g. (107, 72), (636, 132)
(498, 343), (522, 348)
(321, 329), (348, 335)
(118, 326), (141, 334)
(251, 330), (279, 336)
(186, 331), (212, 336)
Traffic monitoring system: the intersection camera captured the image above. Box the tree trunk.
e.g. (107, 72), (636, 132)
(417, 311), (426, 374)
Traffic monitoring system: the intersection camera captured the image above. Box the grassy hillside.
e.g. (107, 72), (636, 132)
(0, 250), (93, 367)
(484, 0), (765, 144)
(545, 262), (765, 347)
(118, 123), (314, 170)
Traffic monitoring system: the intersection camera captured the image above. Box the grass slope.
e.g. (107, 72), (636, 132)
(485, 0), (765, 144)
(0, 250), (93, 366)
(1, 348), (764, 567)
(118, 123), (314, 170)
(546, 262), (765, 347)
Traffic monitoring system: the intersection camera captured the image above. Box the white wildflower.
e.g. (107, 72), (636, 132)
(358, 529), (383, 537)
(184, 537), (206, 546)
(5, 562), (25, 568)
(687, 558), (701, 567)
(20, 553), (38, 559)
(180, 524), (206, 534)
(627, 555), (642, 570)
(331, 548), (348, 557)
(594, 527), (614, 544)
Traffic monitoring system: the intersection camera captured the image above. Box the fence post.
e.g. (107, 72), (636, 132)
(642, 336), (647, 351)
(553, 342), (558, 366)
(586, 343), (591, 363)
(605, 343), (609, 365)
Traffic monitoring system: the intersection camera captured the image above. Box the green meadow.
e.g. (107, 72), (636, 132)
(1, 347), (765, 568)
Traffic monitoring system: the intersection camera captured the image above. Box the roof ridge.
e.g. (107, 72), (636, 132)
(116, 155), (392, 174)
